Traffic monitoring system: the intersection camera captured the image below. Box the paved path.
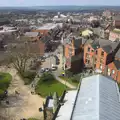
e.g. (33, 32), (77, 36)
(30, 45), (76, 90)
(0, 66), (44, 120)
(55, 75), (76, 89)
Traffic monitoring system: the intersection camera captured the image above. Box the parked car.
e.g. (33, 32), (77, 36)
(51, 66), (58, 71)
(56, 59), (60, 65)
(51, 64), (58, 71)
(40, 68), (45, 73)
(45, 68), (51, 72)
(38, 56), (45, 62)
(41, 59), (45, 62)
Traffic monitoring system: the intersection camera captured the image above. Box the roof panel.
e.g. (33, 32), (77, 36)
(71, 75), (120, 120)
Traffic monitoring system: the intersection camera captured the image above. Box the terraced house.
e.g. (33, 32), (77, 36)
(84, 39), (120, 83)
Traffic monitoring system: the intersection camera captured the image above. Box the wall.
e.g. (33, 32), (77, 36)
(84, 44), (94, 66)
(64, 40), (75, 68)
(39, 40), (45, 56)
(71, 57), (83, 74)
(108, 62), (120, 83)
(84, 45), (109, 71)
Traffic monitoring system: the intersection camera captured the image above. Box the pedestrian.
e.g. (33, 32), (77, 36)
(6, 100), (9, 105)
(31, 84), (34, 88)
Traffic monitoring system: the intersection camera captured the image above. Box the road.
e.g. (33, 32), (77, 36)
(30, 45), (76, 90)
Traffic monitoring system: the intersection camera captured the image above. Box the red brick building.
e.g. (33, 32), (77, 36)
(84, 39), (120, 83)
(64, 37), (86, 73)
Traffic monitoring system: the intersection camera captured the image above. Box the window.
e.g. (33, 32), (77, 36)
(101, 51), (104, 56)
(112, 70), (115, 74)
(96, 50), (98, 54)
(86, 53), (89, 58)
(88, 47), (90, 52)
(95, 58), (97, 62)
(100, 58), (103, 63)
(108, 68), (111, 76)
(86, 53), (90, 58)
(86, 59), (90, 64)
(92, 50), (94, 52)
(94, 64), (96, 68)
(88, 60), (90, 64)
(100, 65), (103, 70)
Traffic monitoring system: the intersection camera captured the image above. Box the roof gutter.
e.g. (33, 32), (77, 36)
(115, 82), (120, 102)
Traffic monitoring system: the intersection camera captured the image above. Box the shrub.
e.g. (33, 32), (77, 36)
(40, 73), (55, 82)
(22, 71), (36, 85)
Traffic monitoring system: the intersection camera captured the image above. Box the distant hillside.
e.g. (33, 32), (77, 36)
(0, 6), (120, 11)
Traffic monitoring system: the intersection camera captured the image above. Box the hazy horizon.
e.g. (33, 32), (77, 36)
(0, 0), (120, 7)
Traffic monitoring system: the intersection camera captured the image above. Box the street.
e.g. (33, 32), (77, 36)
(40, 45), (64, 76)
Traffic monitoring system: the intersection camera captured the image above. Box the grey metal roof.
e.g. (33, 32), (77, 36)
(71, 74), (120, 120)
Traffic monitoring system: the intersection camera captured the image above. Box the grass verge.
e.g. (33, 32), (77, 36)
(35, 79), (68, 97)
(59, 76), (79, 87)
(0, 72), (12, 95)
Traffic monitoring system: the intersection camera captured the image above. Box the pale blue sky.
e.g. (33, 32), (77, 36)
(0, 0), (119, 6)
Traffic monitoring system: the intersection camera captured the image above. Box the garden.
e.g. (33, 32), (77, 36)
(0, 72), (12, 96)
(59, 70), (80, 87)
(35, 73), (68, 97)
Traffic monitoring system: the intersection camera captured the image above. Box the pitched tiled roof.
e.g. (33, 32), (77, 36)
(91, 39), (119, 52)
(101, 45), (112, 53)
(113, 60), (120, 70)
(114, 15), (120, 21)
(115, 49), (120, 59)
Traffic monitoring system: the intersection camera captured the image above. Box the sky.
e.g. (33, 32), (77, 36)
(0, 0), (119, 6)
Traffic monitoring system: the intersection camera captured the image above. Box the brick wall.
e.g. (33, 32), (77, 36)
(108, 62), (120, 83)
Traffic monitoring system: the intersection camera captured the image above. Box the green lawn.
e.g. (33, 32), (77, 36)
(28, 118), (39, 120)
(0, 72), (12, 95)
(35, 80), (68, 97)
(59, 76), (79, 87)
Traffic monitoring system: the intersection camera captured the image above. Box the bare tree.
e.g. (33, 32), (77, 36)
(11, 52), (31, 75)
(9, 36), (41, 75)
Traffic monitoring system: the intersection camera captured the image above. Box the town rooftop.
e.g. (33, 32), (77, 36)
(37, 23), (59, 30)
